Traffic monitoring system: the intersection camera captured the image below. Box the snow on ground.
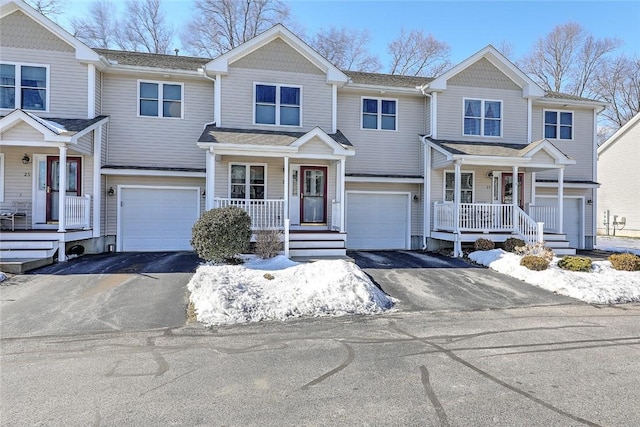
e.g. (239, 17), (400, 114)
(0, 271), (6, 282)
(470, 249), (640, 304)
(188, 255), (395, 326)
(596, 235), (640, 255)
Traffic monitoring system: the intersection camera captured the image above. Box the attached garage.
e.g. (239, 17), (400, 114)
(536, 196), (584, 248)
(118, 186), (200, 251)
(346, 191), (410, 250)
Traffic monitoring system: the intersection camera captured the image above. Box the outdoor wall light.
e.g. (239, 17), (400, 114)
(487, 171), (493, 178)
(413, 194), (419, 202)
(22, 154), (31, 164)
(107, 187), (115, 197)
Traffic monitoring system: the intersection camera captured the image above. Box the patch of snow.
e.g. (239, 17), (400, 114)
(188, 259), (395, 326)
(469, 249), (640, 304)
(25, 111), (67, 134)
(596, 236), (640, 255)
(0, 271), (6, 282)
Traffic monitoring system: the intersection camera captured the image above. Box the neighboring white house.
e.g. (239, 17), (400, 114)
(597, 113), (640, 238)
(0, 0), (608, 270)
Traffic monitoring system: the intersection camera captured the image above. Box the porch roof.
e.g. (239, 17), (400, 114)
(198, 125), (353, 148)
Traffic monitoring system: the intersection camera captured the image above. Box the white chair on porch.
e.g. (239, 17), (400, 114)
(0, 200), (30, 231)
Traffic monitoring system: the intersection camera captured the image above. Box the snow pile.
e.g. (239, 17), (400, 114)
(0, 271), (6, 282)
(596, 236), (640, 255)
(469, 249), (640, 304)
(188, 255), (395, 326)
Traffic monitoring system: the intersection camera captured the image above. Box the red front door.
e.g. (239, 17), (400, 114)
(46, 156), (81, 222)
(300, 166), (327, 224)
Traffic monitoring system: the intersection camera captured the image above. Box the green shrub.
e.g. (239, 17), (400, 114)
(255, 229), (283, 259)
(474, 238), (495, 251)
(515, 242), (554, 262)
(520, 255), (550, 271)
(609, 253), (640, 271)
(191, 206), (252, 263)
(504, 237), (526, 252)
(558, 256), (592, 272)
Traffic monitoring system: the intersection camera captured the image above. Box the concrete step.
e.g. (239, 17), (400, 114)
(0, 257), (54, 274)
(544, 234), (568, 241)
(289, 239), (345, 249)
(0, 247), (57, 259)
(289, 248), (347, 257)
(0, 241), (56, 250)
(289, 232), (347, 242)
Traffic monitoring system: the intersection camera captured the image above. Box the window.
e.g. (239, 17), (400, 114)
(255, 84), (301, 126)
(445, 171), (474, 203)
(0, 63), (48, 111)
(463, 99), (502, 137)
(362, 98), (396, 130)
(544, 110), (573, 140)
(138, 81), (183, 118)
(230, 164), (266, 199)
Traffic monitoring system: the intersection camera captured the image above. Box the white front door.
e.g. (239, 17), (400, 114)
(32, 154), (47, 225)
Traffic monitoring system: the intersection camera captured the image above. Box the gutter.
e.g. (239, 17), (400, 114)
(198, 68), (217, 128)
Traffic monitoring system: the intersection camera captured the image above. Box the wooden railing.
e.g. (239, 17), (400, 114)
(215, 198), (284, 230)
(65, 195), (91, 229)
(529, 205), (558, 232)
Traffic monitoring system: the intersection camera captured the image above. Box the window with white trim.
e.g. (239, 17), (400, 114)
(230, 164), (266, 199)
(444, 171), (474, 203)
(0, 63), (48, 111)
(138, 81), (183, 118)
(464, 99), (502, 137)
(544, 110), (573, 140)
(255, 84), (301, 126)
(362, 98), (396, 130)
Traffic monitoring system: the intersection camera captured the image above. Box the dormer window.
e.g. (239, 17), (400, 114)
(0, 63), (48, 111)
(255, 83), (301, 126)
(463, 99), (502, 137)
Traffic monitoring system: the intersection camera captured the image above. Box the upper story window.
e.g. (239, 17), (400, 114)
(0, 63), (48, 111)
(230, 164), (266, 200)
(544, 110), (573, 140)
(464, 99), (502, 137)
(255, 83), (301, 126)
(445, 171), (474, 203)
(138, 81), (183, 118)
(362, 98), (397, 130)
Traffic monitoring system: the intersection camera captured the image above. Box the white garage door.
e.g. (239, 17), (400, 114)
(346, 192), (410, 250)
(119, 187), (200, 251)
(537, 197), (582, 248)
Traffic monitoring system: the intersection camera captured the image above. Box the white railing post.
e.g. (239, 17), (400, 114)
(84, 194), (91, 229)
(537, 222), (544, 243)
(284, 218), (290, 257)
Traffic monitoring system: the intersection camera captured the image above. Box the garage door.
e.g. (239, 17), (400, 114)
(346, 192), (409, 250)
(537, 197), (582, 248)
(119, 187), (200, 251)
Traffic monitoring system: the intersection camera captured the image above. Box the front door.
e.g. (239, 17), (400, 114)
(300, 166), (327, 224)
(501, 173), (524, 209)
(46, 156), (81, 222)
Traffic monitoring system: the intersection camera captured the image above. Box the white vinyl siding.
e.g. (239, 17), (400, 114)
(102, 73), (213, 168)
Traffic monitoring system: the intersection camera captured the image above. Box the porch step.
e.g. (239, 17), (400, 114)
(0, 240), (56, 250)
(543, 235), (576, 256)
(289, 231), (347, 241)
(289, 248), (347, 257)
(0, 247), (58, 260)
(0, 257), (54, 274)
(289, 239), (345, 249)
(288, 231), (346, 258)
(543, 233), (568, 241)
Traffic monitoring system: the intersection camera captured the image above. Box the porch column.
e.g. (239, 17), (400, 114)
(558, 167), (564, 234)
(512, 165), (519, 230)
(205, 148), (215, 210)
(284, 156), (290, 258)
(58, 146), (67, 233)
(339, 157), (346, 232)
(92, 125), (102, 237)
(453, 160), (461, 256)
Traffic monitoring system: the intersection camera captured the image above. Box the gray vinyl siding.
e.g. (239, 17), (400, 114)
(448, 58), (521, 91)
(431, 149), (450, 170)
(2, 122), (44, 141)
(533, 106), (595, 181)
(337, 91), (424, 175)
(102, 73), (213, 168)
(75, 132), (93, 155)
(230, 39), (324, 76)
(103, 176), (206, 236)
(436, 86), (528, 143)
(598, 120), (640, 237)
(0, 10), (74, 53)
(297, 137), (335, 156)
(221, 67), (332, 132)
(345, 182), (423, 236)
(0, 47), (89, 118)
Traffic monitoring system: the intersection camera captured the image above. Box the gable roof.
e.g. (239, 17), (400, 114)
(0, 109), (108, 143)
(598, 112), (640, 155)
(205, 24), (348, 85)
(0, 0), (99, 62)
(424, 45), (545, 98)
(198, 125), (352, 148)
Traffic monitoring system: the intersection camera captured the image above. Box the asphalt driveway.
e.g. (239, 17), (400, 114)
(349, 250), (579, 311)
(1, 252), (202, 338)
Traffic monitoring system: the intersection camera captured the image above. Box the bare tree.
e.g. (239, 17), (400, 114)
(70, 0), (117, 49)
(495, 40), (516, 61)
(24, 0), (65, 17)
(309, 27), (381, 72)
(388, 29), (451, 77)
(116, 0), (174, 54)
(594, 54), (640, 130)
(181, 0), (290, 58)
(521, 22), (621, 96)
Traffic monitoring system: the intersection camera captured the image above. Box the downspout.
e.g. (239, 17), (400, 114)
(199, 68), (217, 127)
(419, 86), (433, 250)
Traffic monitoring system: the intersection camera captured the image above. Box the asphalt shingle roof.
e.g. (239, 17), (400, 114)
(198, 126), (353, 147)
(94, 48), (210, 71)
(426, 138), (571, 160)
(343, 71), (433, 89)
(543, 91), (602, 103)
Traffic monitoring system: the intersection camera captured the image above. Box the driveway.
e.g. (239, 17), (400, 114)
(0, 252), (202, 338)
(349, 250), (578, 311)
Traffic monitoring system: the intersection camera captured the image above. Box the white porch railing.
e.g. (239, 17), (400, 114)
(529, 205), (558, 232)
(515, 206), (544, 244)
(65, 195), (91, 229)
(331, 199), (340, 231)
(215, 198), (284, 230)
